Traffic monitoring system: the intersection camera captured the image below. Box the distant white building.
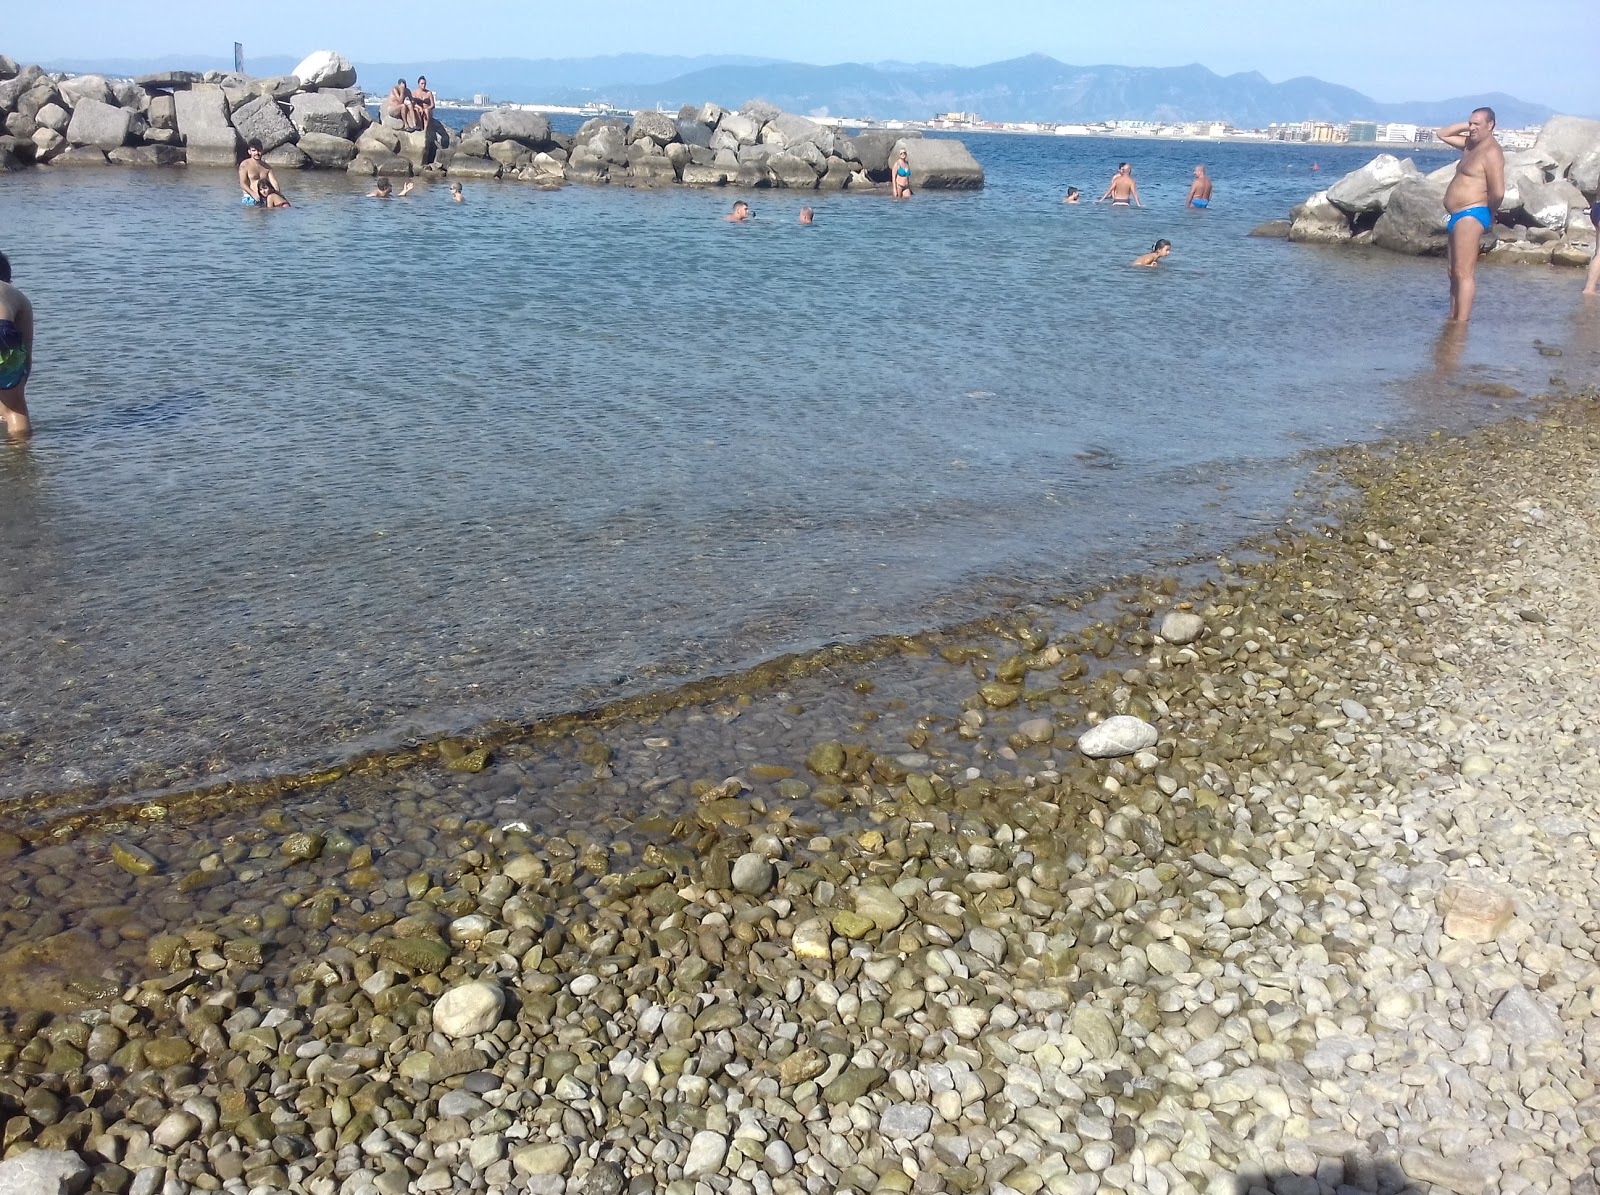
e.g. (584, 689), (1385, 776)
(1378, 123), (1420, 144)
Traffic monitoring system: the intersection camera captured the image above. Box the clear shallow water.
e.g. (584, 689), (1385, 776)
(0, 133), (1589, 805)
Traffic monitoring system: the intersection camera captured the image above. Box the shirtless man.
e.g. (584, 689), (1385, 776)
(726, 201), (751, 223)
(386, 80), (419, 131)
(411, 76), (436, 130)
(1437, 107), (1505, 323)
(1096, 163), (1143, 207)
(238, 141), (290, 208)
(0, 252), (34, 440)
(1186, 165), (1213, 209)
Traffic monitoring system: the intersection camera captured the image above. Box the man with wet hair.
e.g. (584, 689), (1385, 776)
(1437, 106), (1505, 323)
(0, 251), (34, 439)
(238, 140), (290, 208)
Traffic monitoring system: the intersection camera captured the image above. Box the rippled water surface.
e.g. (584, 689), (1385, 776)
(0, 132), (1589, 804)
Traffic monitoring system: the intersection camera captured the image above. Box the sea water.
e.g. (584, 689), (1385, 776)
(0, 132), (1587, 806)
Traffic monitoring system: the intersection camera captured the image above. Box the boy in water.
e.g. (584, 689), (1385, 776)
(0, 252), (34, 439)
(1132, 239), (1171, 267)
(726, 201), (751, 223)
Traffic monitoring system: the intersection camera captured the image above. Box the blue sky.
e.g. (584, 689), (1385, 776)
(9, 0), (1597, 114)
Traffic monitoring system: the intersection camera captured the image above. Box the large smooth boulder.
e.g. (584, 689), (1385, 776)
(174, 87), (231, 138)
(0, 1150), (91, 1195)
(478, 109), (551, 147)
(1518, 176), (1587, 230)
(448, 155), (502, 179)
(57, 74), (114, 109)
(184, 128), (241, 166)
(49, 145), (107, 166)
(291, 51), (357, 90)
(766, 151), (820, 189)
(1373, 173), (1451, 255)
(65, 99), (132, 151)
(627, 155), (677, 186)
(109, 144), (183, 167)
(230, 95), (297, 152)
(147, 94), (177, 131)
(846, 129), (916, 177)
(629, 109), (678, 145)
(760, 112), (824, 150)
(892, 138), (983, 190)
(255, 75), (302, 102)
(0, 68), (47, 113)
(32, 127), (65, 161)
(1571, 149), (1600, 199)
(296, 131), (357, 167)
(289, 92), (356, 138)
(1326, 153), (1419, 214)
(5, 111), (36, 139)
(1533, 115), (1600, 172)
(681, 162), (730, 186)
(1289, 190), (1352, 244)
(357, 125), (402, 155)
(34, 102), (69, 133)
(588, 125), (629, 166)
(716, 112), (760, 145)
(676, 119), (713, 149)
(264, 143), (309, 169)
(0, 55), (17, 81)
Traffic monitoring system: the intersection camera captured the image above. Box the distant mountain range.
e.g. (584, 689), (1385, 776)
(39, 52), (1560, 128)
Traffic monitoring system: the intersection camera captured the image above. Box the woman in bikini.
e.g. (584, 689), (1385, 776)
(892, 150), (913, 200)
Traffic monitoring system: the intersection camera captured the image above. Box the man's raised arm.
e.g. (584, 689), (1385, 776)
(1436, 122), (1469, 148)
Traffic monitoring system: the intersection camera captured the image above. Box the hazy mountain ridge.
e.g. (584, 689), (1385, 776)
(35, 51), (1558, 126)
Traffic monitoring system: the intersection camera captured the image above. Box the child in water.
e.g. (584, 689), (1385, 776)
(451, 182), (464, 203)
(368, 179), (393, 199)
(1062, 187), (1081, 204)
(1133, 239), (1171, 267)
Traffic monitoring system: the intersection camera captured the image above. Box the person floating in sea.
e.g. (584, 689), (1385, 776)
(368, 179), (394, 199)
(1132, 239), (1172, 268)
(799, 207), (814, 225)
(0, 252), (33, 440)
(411, 76), (437, 130)
(1583, 198), (1600, 297)
(1096, 163), (1143, 207)
(726, 200), (751, 223)
(1186, 165), (1213, 209)
(1062, 187), (1081, 204)
(238, 140), (290, 208)
(1437, 107), (1505, 323)
(451, 182), (464, 203)
(386, 79), (420, 132)
(892, 150), (913, 200)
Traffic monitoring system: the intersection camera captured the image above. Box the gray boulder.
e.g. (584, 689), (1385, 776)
(16, 84), (59, 122)
(371, 153), (413, 177)
(1289, 190), (1352, 244)
(0, 1150), (91, 1195)
(265, 144), (309, 169)
(716, 112), (760, 145)
(255, 75), (302, 101)
(34, 103), (68, 132)
(1532, 115), (1600, 172)
(65, 99), (132, 150)
(111, 80), (148, 111)
(291, 50), (357, 90)
(0, 55), (17, 81)
(696, 102), (725, 128)
(148, 94), (177, 130)
(629, 109), (678, 145)
(736, 142), (772, 166)
(5, 111), (36, 139)
(109, 144), (184, 167)
(845, 129), (916, 177)
(478, 109), (552, 147)
(31, 127), (64, 160)
(766, 151), (819, 189)
(489, 140), (532, 167)
(185, 128), (241, 166)
(818, 158), (852, 190)
(296, 131), (357, 167)
(230, 95), (297, 152)
(588, 125), (629, 166)
(1326, 153), (1419, 214)
(135, 70), (202, 90)
(447, 155), (502, 180)
(740, 99), (782, 126)
(1572, 149), (1600, 199)
(49, 145), (108, 166)
(0, 70), (42, 113)
(1373, 173), (1451, 255)
(761, 112), (824, 150)
(676, 119), (712, 149)
(174, 87), (231, 138)
(627, 156), (677, 185)
(1249, 219), (1292, 238)
(143, 127), (181, 146)
(289, 92), (356, 138)
(892, 138), (984, 189)
(1518, 176), (1587, 230)
(680, 162), (731, 186)
(57, 74), (114, 109)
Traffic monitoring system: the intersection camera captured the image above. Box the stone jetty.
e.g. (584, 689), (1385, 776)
(1265, 116), (1599, 267)
(2, 383), (1600, 1195)
(0, 51), (984, 191)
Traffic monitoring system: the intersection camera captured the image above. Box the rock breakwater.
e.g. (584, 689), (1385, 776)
(1, 383), (1599, 1195)
(1268, 116), (1599, 268)
(0, 52), (983, 191)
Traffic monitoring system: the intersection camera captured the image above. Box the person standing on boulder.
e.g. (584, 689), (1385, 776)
(1437, 107), (1505, 323)
(1185, 166), (1213, 209)
(0, 252), (34, 440)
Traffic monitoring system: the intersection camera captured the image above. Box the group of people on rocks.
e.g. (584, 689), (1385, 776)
(385, 76), (436, 132)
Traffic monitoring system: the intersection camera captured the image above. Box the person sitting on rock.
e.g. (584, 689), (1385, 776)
(1132, 239), (1172, 267)
(386, 80), (420, 132)
(411, 76), (437, 130)
(725, 201), (751, 223)
(238, 140), (288, 207)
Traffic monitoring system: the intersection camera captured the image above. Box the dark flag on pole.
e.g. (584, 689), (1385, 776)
(234, 42), (244, 73)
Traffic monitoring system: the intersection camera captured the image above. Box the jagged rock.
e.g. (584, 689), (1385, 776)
(680, 163), (731, 186)
(892, 137), (984, 189)
(1250, 219), (1291, 238)
(64, 99), (132, 151)
(289, 92), (356, 138)
(447, 155), (502, 180)
(716, 112), (761, 145)
(295, 131), (357, 167)
(629, 109), (678, 145)
(0, 55), (17, 82)
(488, 140), (532, 167)
(627, 156), (677, 186)
(818, 158), (852, 190)
(264, 143), (309, 169)
(761, 112), (824, 150)
(676, 119), (713, 149)
(740, 99), (782, 126)
(1289, 190), (1352, 244)
(291, 51), (357, 90)
(1571, 149), (1600, 198)
(696, 102), (724, 127)
(1373, 173), (1451, 255)
(0, 68), (46, 112)
(1532, 114), (1600, 172)
(31, 127), (64, 161)
(356, 126), (402, 156)
(111, 80), (148, 111)
(396, 127), (435, 168)
(766, 151), (820, 189)
(255, 75), (302, 102)
(57, 74), (114, 109)
(1326, 153), (1419, 214)
(230, 95), (297, 152)
(478, 109), (552, 147)
(846, 129), (917, 177)
(1518, 176), (1587, 230)
(372, 153), (413, 177)
(109, 145), (184, 167)
(0, 1150), (91, 1195)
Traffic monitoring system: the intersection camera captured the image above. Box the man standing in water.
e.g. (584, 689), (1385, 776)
(1437, 107), (1505, 323)
(238, 141), (290, 207)
(1185, 165), (1213, 208)
(1096, 163), (1143, 207)
(0, 252), (33, 440)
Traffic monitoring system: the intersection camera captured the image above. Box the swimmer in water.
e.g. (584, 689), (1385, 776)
(1132, 239), (1171, 267)
(368, 179), (393, 199)
(892, 150), (913, 200)
(726, 200), (751, 223)
(1186, 165), (1213, 209)
(451, 182), (464, 203)
(1096, 163), (1143, 207)
(1062, 187), (1081, 204)
(0, 251), (33, 440)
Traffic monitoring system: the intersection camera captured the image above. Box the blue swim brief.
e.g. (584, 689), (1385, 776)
(1191, 199), (1209, 209)
(240, 194), (260, 207)
(0, 319), (30, 391)
(1446, 205), (1492, 235)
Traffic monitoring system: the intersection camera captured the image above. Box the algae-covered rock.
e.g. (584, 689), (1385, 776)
(110, 840), (160, 876)
(376, 936), (451, 973)
(281, 832), (326, 862)
(805, 741), (845, 776)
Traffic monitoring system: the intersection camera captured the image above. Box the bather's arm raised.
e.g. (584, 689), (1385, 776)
(1436, 122), (1470, 149)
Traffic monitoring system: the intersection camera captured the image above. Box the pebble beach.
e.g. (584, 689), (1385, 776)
(3, 372), (1600, 1195)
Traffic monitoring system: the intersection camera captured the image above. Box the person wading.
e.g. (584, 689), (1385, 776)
(1437, 107), (1506, 323)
